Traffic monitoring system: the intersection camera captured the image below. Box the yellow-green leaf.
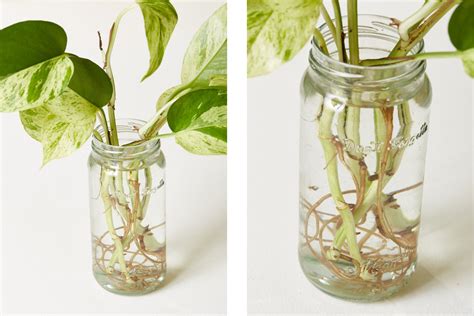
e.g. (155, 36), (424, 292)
(247, 0), (322, 77)
(168, 88), (227, 155)
(136, 0), (178, 80)
(0, 55), (73, 112)
(181, 4), (227, 85)
(20, 88), (98, 165)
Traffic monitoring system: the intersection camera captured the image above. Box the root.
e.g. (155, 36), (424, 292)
(302, 182), (420, 289)
(92, 225), (165, 292)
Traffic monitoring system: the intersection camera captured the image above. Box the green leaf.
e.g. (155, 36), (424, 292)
(0, 21), (112, 111)
(68, 56), (113, 107)
(448, 0), (474, 51)
(155, 85), (186, 111)
(247, 0), (322, 77)
(461, 48), (474, 77)
(181, 4), (227, 85)
(209, 74), (227, 87)
(0, 21), (67, 77)
(136, 0), (178, 81)
(168, 88), (227, 155)
(0, 55), (74, 112)
(20, 88), (98, 165)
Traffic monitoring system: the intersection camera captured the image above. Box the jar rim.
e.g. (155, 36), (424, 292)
(91, 118), (161, 160)
(310, 14), (426, 85)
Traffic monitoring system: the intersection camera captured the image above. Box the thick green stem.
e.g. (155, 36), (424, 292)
(331, 0), (347, 62)
(361, 50), (469, 66)
(333, 103), (412, 249)
(97, 109), (111, 145)
(389, 0), (459, 57)
(319, 107), (362, 264)
(108, 162), (142, 267)
(139, 84), (191, 139)
(313, 28), (329, 55)
(347, 0), (359, 64)
(100, 172), (131, 281)
(103, 5), (135, 145)
(398, 0), (442, 41)
(321, 5), (338, 44)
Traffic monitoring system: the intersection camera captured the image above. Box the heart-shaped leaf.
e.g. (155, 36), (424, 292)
(20, 88), (98, 165)
(247, 0), (322, 77)
(0, 55), (73, 112)
(167, 88), (227, 155)
(448, 1), (474, 77)
(0, 20), (67, 77)
(136, 0), (178, 81)
(448, 0), (474, 51)
(181, 4), (227, 85)
(0, 21), (112, 112)
(68, 56), (113, 108)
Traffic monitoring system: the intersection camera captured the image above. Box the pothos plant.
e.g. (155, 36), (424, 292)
(248, 0), (472, 286)
(0, 1), (227, 164)
(0, 1), (226, 292)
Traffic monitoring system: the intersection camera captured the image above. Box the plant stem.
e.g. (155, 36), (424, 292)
(347, 0), (359, 64)
(139, 84), (191, 139)
(104, 4), (136, 146)
(398, 0), (442, 41)
(389, 0), (459, 57)
(331, 0), (348, 62)
(319, 107), (362, 264)
(100, 172), (131, 281)
(361, 50), (468, 66)
(97, 109), (111, 144)
(313, 28), (329, 55)
(93, 130), (104, 143)
(333, 103), (413, 250)
(321, 5), (338, 44)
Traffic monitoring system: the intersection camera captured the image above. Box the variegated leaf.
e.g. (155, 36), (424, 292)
(0, 20), (67, 77)
(20, 88), (98, 166)
(462, 48), (474, 77)
(0, 55), (73, 112)
(168, 88), (227, 155)
(175, 106), (227, 155)
(136, 0), (178, 80)
(181, 4), (227, 85)
(247, 0), (322, 77)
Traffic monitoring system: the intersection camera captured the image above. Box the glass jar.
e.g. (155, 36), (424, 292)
(298, 16), (432, 301)
(88, 119), (166, 295)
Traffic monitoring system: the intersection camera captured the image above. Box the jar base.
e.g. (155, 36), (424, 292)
(299, 247), (416, 302)
(93, 268), (166, 296)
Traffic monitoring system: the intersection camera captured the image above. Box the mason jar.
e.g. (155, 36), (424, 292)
(298, 15), (432, 301)
(88, 119), (166, 295)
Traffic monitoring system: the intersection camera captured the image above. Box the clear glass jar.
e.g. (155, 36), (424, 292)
(299, 16), (432, 301)
(88, 119), (166, 295)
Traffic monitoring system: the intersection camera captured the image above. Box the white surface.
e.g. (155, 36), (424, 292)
(226, 0), (248, 314)
(248, 1), (473, 314)
(1, 1), (227, 314)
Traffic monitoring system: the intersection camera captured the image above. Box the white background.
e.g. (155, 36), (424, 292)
(0, 0), (227, 314)
(248, 0), (473, 314)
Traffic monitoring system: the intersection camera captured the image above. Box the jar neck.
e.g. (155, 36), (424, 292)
(309, 15), (427, 104)
(91, 118), (161, 162)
